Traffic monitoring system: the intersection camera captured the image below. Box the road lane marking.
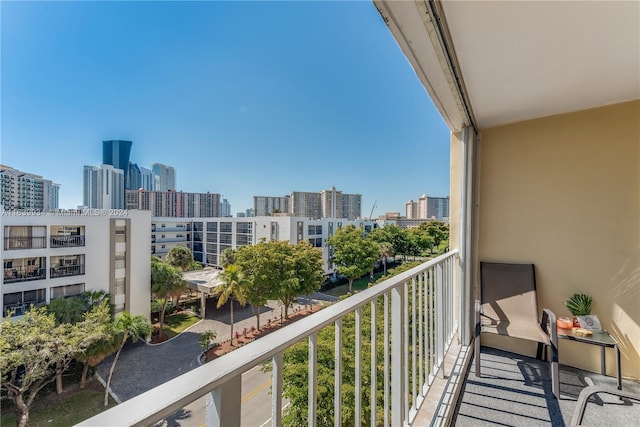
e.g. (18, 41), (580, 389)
(242, 378), (272, 403)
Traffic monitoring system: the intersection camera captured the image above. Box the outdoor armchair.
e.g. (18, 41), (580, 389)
(475, 262), (559, 398)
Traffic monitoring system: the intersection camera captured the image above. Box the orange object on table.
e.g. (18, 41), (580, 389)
(556, 316), (574, 329)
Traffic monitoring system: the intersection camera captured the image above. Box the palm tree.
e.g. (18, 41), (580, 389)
(103, 312), (152, 406)
(215, 265), (248, 344)
(151, 259), (186, 336)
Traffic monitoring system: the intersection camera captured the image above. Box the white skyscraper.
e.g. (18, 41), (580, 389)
(83, 165), (125, 209)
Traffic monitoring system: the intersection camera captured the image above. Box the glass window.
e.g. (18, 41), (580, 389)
(206, 222), (218, 232)
(220, 222), (232, 233)
(51, 283), (85, 299)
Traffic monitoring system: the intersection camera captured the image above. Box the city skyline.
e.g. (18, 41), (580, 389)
(1, 1), (451, 215)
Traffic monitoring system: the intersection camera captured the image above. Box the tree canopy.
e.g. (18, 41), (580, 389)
(327, 225), (379, 292)
(215, 264), (248, 343)
(151, 258), (186, 335)
(235, 240), (323, 322)
(1, 304), (111, 427)
(165, 246), (194, 271)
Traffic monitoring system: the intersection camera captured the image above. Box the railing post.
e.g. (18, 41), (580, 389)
(272, 352), (283, 427)
(436, 262), (445, 378)
(391, 285), (404, 426)
(206, 375), (241, 427)
(309, 333), (317, 427)
(334, 319), (342, 427)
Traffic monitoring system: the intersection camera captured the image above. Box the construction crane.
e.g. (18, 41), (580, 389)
(369, 200), (377, 219)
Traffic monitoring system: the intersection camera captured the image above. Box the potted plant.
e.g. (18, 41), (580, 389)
(563, 293), (593, 327)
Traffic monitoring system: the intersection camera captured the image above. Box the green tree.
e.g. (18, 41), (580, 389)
(367, 228), (396, 275)
(327, 225), (379, 292)
(416, 220), (449, 254)
(236, 240), (323, 322)
(103, 312), (152, 406)
(220, 247), (237, 268)
(151, 258), (186, 336)
(199, 330), (218, 362)
(166, 246), (194, 271)
(215, 264), (248, 344)
(234, 242), (278, 329)
(1, 305), (110, 427)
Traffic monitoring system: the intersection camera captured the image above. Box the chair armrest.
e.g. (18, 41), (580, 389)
(571, 385), (640, 425)
(541, 308), (558, 346)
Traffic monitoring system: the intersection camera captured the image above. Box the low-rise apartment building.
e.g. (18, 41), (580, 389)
(1, 209), (151, 319)
(151, 216), (378, 275)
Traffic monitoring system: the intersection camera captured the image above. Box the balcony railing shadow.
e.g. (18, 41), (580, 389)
(450, 346), (640, 426)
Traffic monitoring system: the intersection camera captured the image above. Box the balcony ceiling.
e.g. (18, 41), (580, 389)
(375, 1), (640, 131)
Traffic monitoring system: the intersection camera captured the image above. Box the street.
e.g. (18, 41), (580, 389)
(157, 365), (287, 427)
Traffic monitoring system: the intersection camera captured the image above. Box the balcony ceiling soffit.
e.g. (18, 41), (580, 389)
(376, 1), (640, 131)
(439, 0), (640, 128)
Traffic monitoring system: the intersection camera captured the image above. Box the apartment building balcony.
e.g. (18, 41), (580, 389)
(3, 266), (46, 284)
(50, 234), (85, 248)
(50, 263), (85, 278)
(151, 237), (189, 243)
(3, 236), (47, 250)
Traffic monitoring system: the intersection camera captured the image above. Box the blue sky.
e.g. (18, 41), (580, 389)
(1, 0), (450, 216)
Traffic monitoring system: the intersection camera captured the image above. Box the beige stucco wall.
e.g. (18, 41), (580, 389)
(474, 100), (639, 379)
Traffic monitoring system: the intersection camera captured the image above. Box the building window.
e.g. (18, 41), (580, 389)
(206, 243), (218, 253)
(4, 226), (47, 250)
(115, 277), (126, 295)
(206, 254), (218, 265)
(115, 251), (126, 269)
(297, 221), (304, 243)
(270, 222), (278, 240)
(50, 255), (85, 278)
(3, 288), (46, 317)
(51, 283), (85, 299)
(308, 225), (322, 235)
(193, 222), (204, 232)
(206, 222), (218, 232)
(236, 222), (252, 234)
(206, 233), (217, 243)
(236, 235), (252, 246)
(220, 222), (232, 233)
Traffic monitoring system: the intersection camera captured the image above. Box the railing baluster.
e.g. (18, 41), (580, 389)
(308, 333), (317, 427)
(404, 280), (409, 422)
(272, 353), (283, 427)
(206, 376), (241, 427)
(384, 292), (389, 427)
(436, 261), (445, 378)
(391, 284), (404, 427)
(418, 272), (424, 395)
(411, 277), (417, 409)
(355, 307), (362, 426)
(334, 319), (342, 427)
(371, 299), (377, 427)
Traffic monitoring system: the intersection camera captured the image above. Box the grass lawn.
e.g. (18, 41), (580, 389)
(0, 380), (116, 427)
(325, 272), (386, 297)
(158, 312), (200, 339)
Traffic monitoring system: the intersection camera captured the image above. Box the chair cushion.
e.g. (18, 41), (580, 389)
(481, 320), (550, 345)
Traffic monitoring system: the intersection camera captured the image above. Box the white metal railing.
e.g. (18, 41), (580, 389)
(78, 250), (459, 427)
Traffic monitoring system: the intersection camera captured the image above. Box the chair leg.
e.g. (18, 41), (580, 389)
(475, 332), (481, 377)
(550, 343), (559, 399)
(536, 342), (545, 361)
